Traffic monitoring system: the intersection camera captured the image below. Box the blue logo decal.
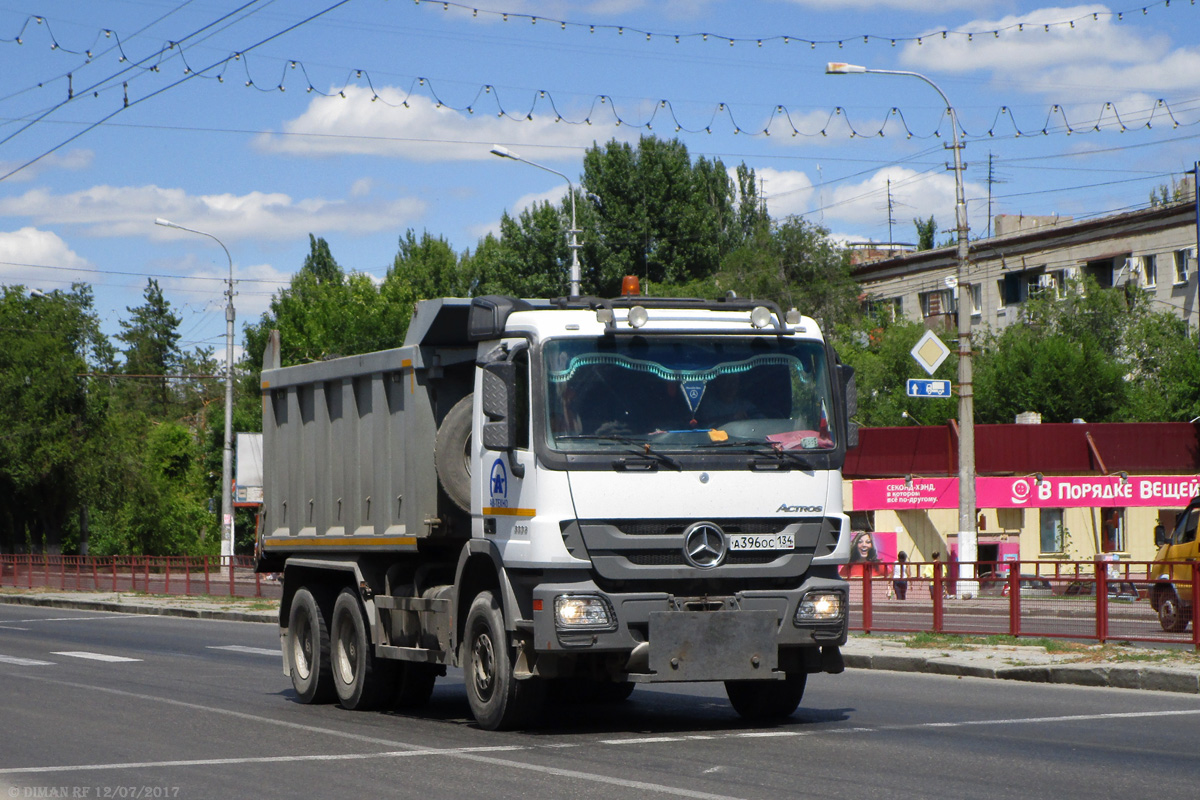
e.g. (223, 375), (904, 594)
(489, 458), (508, 507)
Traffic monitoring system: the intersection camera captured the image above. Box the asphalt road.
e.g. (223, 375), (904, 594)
(2, 604), (1198, 800)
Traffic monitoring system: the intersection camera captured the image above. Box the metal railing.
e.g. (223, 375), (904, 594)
(0, 554), (281, 600)
(847, 559), (1200, 648)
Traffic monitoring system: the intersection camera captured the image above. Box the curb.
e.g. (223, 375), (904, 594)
(0, 593), (277, 624)
(843, 651), (1200, 694)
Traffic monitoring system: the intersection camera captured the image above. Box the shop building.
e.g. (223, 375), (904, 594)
(843, 421), (1200, 567)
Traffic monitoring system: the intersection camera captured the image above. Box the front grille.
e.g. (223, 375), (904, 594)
(614, 519), (793, 537)
(626, 551), (780, 566)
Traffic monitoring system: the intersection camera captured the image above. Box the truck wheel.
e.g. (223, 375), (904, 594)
(394, 663), (438, 709)
(287, 587), (336, 704)
(724, 673), (807, 721)
(1157, 591), (1191, 632)
(463, 590), (544, 730)
(435, 394), (473, 513)
(330, 589), (395, 710)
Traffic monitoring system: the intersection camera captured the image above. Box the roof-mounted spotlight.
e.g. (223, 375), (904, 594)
(750, 306), (773, 328)
(627, 306), (648, 328)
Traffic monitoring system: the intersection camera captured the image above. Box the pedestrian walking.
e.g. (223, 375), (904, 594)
(892, 551), (909, 600)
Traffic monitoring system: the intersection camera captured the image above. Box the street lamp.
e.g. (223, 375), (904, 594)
(490, 145), (582, 298)
(826, 62), (978, 597)
(155, 217), (236, 566)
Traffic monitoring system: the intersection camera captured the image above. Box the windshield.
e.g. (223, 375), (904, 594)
(542, 336), (837, 453)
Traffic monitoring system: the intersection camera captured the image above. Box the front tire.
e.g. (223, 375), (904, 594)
(287, 587), (335, 704)
(463, 591), (544, 730)
(725, 673), (807, 721)
(1157, 590), (1191, 632)
(330, 589), (395, 710)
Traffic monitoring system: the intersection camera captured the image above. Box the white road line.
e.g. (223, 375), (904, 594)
(207, 645), (280, 656)
(0, 654), (54, 666)
(51, 651), (142, 663)
(0, 625), (30, 630)
(11, 672), (1200, 800)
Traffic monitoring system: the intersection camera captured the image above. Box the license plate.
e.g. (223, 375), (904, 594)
(727, 533), (794, 551)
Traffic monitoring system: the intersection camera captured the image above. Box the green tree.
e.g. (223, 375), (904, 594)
(973, 276), (1128, 423)
(0, 285), (116, 554)
(717, 216), (860, 333)
(914, 216), (937, 251)
(835, 312), (956, 428)
(579, 136), (748, 294)
(117, 278), (182, 416)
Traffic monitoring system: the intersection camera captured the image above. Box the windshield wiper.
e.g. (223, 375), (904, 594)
(556, 433), (683, 471)
(699, 439), (813, 470)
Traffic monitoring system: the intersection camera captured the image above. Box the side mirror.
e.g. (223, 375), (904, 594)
(481, 361), (517, 451)
(838, 363), (857, 418)
(1154, 524), (1170, 547)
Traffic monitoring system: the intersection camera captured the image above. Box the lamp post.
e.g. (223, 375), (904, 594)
(826, 62), (977, 597)
(155, 217), (236, 566)
(490, 145), (582, 298)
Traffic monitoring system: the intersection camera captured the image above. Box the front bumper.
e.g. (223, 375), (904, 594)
(530, 575), (847, 682)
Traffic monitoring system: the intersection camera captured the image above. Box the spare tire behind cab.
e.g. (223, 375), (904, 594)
(435, 394), (473, 513)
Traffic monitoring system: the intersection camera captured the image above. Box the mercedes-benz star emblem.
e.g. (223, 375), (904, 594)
(683, 521), (727, 569)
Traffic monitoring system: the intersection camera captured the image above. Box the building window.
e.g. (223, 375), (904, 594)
(1174, 249), (1190, 285)
(1100, 508), (1126, 553)
(866, 296), (901, 322)
(919, 289), (954, 318)
(970, 284), (982, 316)
(1040, 508), (1065, 554)
(1141, 255), (1157, 288)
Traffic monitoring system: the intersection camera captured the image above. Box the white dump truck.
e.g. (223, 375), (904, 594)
(256, 286), (857, 729)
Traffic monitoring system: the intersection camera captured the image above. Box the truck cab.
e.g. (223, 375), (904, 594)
(1150, 496), (1200, 632)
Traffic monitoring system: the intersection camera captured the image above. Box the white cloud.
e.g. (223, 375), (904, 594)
(258, 86), (637, 162)
(756, 168), (814, 218)
(0, 227), (92, 285)
(0, 149), (94, 183)
(821, 166), (984, 236)
(779, 0), (989, 8)
(899, 5), (1200, 105)
(0, 184), (426, 242)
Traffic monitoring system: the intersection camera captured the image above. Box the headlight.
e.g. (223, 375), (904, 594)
(795, 591), (843, 623)
(554, 595), (615, 630)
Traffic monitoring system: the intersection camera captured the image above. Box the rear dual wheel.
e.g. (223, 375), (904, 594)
(287, 588), (335, 704)
(330, 589), (397, 710)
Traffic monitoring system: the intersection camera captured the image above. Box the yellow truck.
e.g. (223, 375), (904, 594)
(1150, 497), (1200, 632)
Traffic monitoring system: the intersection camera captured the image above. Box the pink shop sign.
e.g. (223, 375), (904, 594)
(977, 475), (1200, 508)
(851, 478), (957, 510)
(852, 475), (1200, 510)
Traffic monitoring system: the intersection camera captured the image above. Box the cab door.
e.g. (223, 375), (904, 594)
(1164, 504), (1200, 603)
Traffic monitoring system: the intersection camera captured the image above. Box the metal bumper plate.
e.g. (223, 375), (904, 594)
(648, 610), (779, 681)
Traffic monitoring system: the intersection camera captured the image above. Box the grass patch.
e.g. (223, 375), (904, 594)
(905, 632), (1083, 653)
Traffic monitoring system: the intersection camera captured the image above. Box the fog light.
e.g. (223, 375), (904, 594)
(795, 591), (843, 623)
(554, 595), (614, 629)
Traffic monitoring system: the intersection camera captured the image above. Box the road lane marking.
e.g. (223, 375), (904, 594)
(10, 672), (1200, 800)
(51, 651), (142, 662)
(0, 654), (54, 666)
(207, 645), (280, 656)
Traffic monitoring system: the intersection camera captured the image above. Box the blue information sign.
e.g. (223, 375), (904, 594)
(906, 378), (952, 398)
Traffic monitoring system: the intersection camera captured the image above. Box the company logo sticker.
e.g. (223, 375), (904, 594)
(489, 457), (508, 508)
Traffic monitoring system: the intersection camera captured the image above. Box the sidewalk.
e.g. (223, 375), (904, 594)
(2, 589), (1197, 694)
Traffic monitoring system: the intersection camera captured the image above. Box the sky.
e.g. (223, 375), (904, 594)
(1, 0), (1198, 362)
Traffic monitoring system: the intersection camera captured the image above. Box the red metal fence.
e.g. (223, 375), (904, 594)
(3, 554), (1198, 648)
(849, 559), (1200, 648)
(0, 554), (282, 600)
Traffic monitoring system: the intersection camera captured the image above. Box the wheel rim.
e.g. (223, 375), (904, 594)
(1161, 598), (1179, 626)
(293, 610), (313, 680)
(471, 626), (496, 702)
(335, 618), (356, 685)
